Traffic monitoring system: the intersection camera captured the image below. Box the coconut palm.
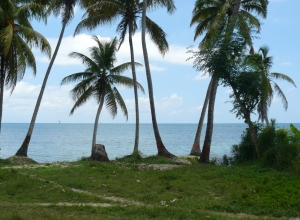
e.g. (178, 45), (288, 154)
(141, 0), (176, 157)
(74, 0), (174, 155)
(253, 46), (296, 126)
(61, 36), (144, 160)
(189, 0), (268, 162)
(0, 0), (51, 132)
(15, 0), (88, 156)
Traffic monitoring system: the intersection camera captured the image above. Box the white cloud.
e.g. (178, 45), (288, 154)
(124, 93), (183, 114)
(280, 62), (292, 66)
(225, 88), (232, 94)
(190, 105), (203, 113)
(194, 72), (209, 80)
(2, 82), (101, 122)
(159, 93), (183, 109)
(35, 33), (192, 69)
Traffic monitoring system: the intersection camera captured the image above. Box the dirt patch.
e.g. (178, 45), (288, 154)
(37, 202), (114, 207)
(1, 162), (80, 170)
(7, 156), (37, 165)
(138, 164), (183, 170)
(24, 173), (145, 207)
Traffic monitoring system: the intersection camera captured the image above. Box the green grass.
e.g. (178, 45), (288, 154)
(0, 157), (299, 219)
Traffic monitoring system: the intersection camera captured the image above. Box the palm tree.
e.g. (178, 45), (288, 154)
(15, 0), (87, 156)
(0, 0), (51, 132)
(74, 0), (174, 155)
(61, 36), (144, 160)
(141, 0), (176, 157)
(253, 46), (296, 126)
(189, 0), (268, 162)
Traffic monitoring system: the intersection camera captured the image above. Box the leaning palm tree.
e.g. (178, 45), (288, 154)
(253, 46), (296, 126)
(0, 0), (51, 132)
(15, 0), (87, 156)
(189, 0), (268, 162)
(141, 0), (176, 157)
(74, 0), (174, 155)
(61, 36), (144, 160)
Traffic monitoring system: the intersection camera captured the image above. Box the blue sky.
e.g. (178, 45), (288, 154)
(2, 0), (300, 123)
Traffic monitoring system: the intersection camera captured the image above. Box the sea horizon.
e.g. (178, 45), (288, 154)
(1, 123), (299, 163)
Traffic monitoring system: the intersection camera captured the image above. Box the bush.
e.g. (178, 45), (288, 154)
(231, 121), (300, 171)
(231, 126), (258, 164)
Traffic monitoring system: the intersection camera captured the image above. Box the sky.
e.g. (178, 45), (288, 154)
(2, 0), (300, 124)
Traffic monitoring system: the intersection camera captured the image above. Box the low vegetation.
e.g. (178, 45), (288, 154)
(1, 152), (300, 219)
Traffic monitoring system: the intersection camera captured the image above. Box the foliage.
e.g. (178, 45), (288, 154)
(74, 0), (175, 55)
(251, 46), (297, 123)
(61, 36), (144, 116)
(231, 121), (300, 171)
(231, 124), (260, 164)
(0, 0), (51, 95)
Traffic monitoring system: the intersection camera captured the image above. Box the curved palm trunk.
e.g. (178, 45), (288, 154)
(128, 24), (140, 154)
(199, 77), (218, 163)
(91, 96), (104, 149)
(90, 95), (109, 161)
(0, 55), (4, 132)
(198, 0), (242, 162)
(263, 106), (270, 126)
(15, 21), (67, 156)
(190, 78), (212, 156)
(141, 0), (174, 157)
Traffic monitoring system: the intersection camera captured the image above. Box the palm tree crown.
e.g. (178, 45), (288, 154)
(61, 36), (144, 117)
(252, 45), (296, 124)
(191, 0), (268, 50)
(74, 0), (171, 54)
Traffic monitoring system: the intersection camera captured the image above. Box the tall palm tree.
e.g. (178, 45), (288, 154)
(61, 36), (144, 160)
(74, 0), (174, 155)
(15, 0), (87, 156)
(0, 0), (51, 132)
(141, 0), (176, 157)
(253, 46), (296, 126)
(189, 0), (268, 162)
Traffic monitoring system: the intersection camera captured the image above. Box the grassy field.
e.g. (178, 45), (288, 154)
(0, 156), (299, 220)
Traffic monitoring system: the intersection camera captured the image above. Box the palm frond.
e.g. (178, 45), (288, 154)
(0, 24), (14, 57)
(70, 85), (95, 115)
(270, 72), (297, 88)
(104, 84), (117, 118)
(144, 16), (168, 55)
(110, 61), (142, 75)
(113, 86), (128, 120)
(273, 82), (288, 110)
(68, 52), (98, 70)
(16, 24), (51, 58)
(61, 72), (95, 85)
(109, 75), (145, 93)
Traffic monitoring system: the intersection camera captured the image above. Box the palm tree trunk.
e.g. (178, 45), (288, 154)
(263, 106), (270, 126)
(231, 86), (260, 158)
(90, 95), (109, 161)
(198, 0), (242, 162)
(141, 0), (174, 157)
(128, 24), (140, 154)
(15, 21), (67, 157)
(199, 77), (218, 163)
(92, 96), (104, 149)
(0, 55), (4, 132)
(245, 115), (260, 158)
(190, 78), (212, 156)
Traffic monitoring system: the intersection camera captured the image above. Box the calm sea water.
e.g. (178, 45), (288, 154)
(0, 123), (299, 163)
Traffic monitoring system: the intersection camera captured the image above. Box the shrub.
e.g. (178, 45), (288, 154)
(231, 127), (258, 164)
(231, 121), (300, 171)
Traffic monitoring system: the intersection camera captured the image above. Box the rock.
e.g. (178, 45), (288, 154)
(90, 144), (109, 162)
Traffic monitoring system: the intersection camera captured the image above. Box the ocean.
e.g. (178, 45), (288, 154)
(0, 123), (299, 163)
